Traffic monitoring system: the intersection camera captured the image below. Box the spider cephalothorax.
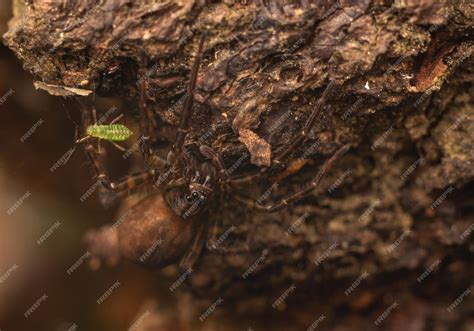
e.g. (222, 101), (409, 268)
(78, 33), (349, 271)
(165, 148), (217, 218)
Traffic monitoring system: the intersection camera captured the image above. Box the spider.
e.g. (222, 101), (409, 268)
(79, 33), (350, 271)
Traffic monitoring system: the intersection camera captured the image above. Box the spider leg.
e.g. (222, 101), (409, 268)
(229, 158), (310, 185)
(109, 141), (127, 152)
(206, 220), (250, 254)
(273, 81), (335, 163)
(228, 81), (336, 184)
(91, 105), (98, 124)
(178, 218), (208, 270)
(197, 146), (253, 253)
(109, 113), (124, 125)
(199, 145), (228, 182)
(272, 158), (310, 182)
(89, 106), (105, 155)
(61, 125), (80, 165)
(167, 33), (206, 166)
(84, 139), (156, 192)
(234, 144), (350, 212)
(197, 146), (249, 252)
(227, 171), (264, 184)
(138, 76), (156, 163)
(76, 135), (92, 144)
(81, 105), (157, 191)
(205, 217), (222, 250)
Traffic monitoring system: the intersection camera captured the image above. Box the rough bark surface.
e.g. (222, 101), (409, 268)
(4, 0), (474, 330)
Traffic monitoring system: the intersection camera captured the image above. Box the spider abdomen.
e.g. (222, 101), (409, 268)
(118, 193), (193, 268)
(86, 124), (133, 141)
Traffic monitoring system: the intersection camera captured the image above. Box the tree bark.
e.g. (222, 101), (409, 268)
(4, 0), (474, 330)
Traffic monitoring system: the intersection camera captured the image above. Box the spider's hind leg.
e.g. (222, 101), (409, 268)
(273, 81), (335, 163)
(234, 144), (350, 213)
(206, 217), (223, 251)
(206, 219), (250, 254)
(137, 75), (157, 163)
(228, 81), (336, 185)
(179, 219), (208, 271)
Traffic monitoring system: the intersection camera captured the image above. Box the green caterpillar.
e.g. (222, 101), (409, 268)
(86, 124), (133, 141)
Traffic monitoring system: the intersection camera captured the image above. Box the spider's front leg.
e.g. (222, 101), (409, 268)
(76, 100), (158, 194)
(84, 139), (156, 193)
(166, 33), (206, 166)
(228, 81), (336, 184)
(234, 144), (350, 212)
(274, 81), (336, 163)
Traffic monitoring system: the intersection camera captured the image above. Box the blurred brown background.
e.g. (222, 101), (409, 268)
(0, 2), (168, 330)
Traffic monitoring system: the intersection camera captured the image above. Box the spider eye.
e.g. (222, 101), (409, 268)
(185, 194), (193, 203)
(192, 191), (199, 199)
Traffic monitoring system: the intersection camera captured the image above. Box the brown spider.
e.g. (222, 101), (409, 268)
(79, 34), (350, 270)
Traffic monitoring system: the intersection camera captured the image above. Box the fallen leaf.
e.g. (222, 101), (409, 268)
(238, 129), (271, 167)
(34, 81), (93, 96)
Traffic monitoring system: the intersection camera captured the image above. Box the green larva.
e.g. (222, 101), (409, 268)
(86, 124), (133, 141)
